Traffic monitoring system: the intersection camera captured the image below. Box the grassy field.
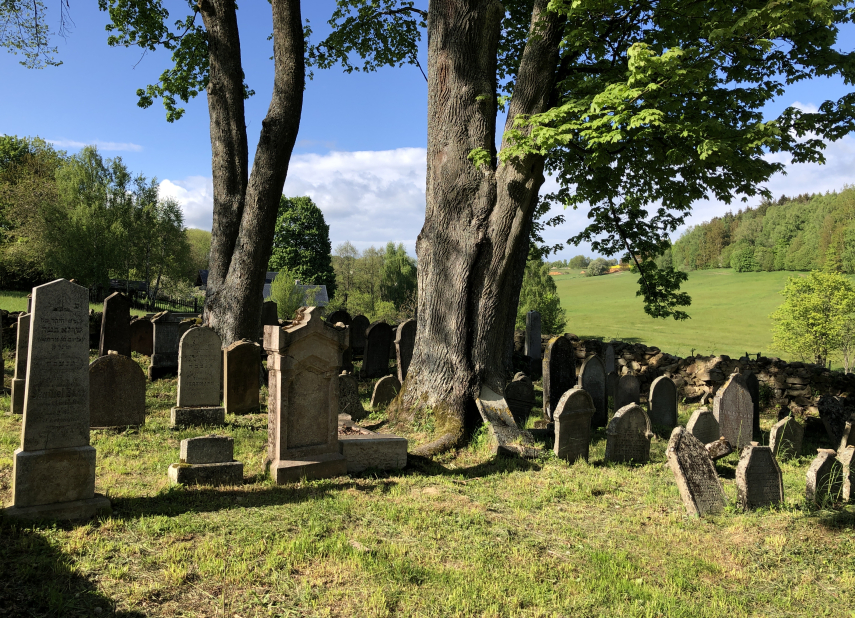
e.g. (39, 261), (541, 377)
(2, 353), (854, 617)
(1, 290), (164, 317)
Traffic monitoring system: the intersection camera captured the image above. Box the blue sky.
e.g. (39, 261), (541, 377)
(2, 1), (853, 261)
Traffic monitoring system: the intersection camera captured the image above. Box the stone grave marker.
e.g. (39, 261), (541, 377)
(89, 354), (146, 428)
(606, 371), (619, 412)
(264, 307), (348, 483)
(706, 437), (734, 461)
(168, 435), (243, 486)
(99, 292), (131, 357)
(129, 318), (153, 356)
(744, 371), (761, 440)
(736, 442), (784, 510)
(713, 370), (754, 450)
(505, 372), (535, 426)
(351, 314), (370, 357)
(839, 446), (855, 503)
(5, 279), (111, 521)
(615, 373), (640, 411)
(578, 355), (607, 428)
(10, 312), (30, 415)
(171, 327), (225, 427)
(666, 426), (726, 516)
(649, 375), (678, 428)
(395, 319), (417, 382)
(339, 372), (368, 421)
(149, 311), (181, 380)
(542, 336), (575, 420)
(326, 309), (352, 326)
(817, 395), (852, 448)
(475, 385), (539, 458)
(687, 407), (720, 445)
(371, 375), (401, 408)
(261, 300), (279, 327)
(553, 387), (596, 463)
(806, 449), (844, 505)
(604, 344), (616, 374)
(605, 404), (653, 464)
(224, 339), (261, 415)
(361, 321), (393, 379)
(524, 311), (541, 362)
(769, 416), (804, 460)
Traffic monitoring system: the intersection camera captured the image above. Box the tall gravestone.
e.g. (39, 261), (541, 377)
(326, 310), (352, 327)
(744, 371), (761, 440)
(649, 375), (678, 428)
(89, 354), (146, 428)
(505, 372), (535, 426)
(605, 404), (653, 464)
(5, 279), (111, 521)
(10, 312), (30, 415)
(578, 355), (607, 428)
(129, 318), (153, 356)
(553, 387), (596, 463)
(687, 407), (720, 444)
(149, 311), (181, 380)
(264, 307), (348, 483)
(806, 449), (843, 505)
(769, 416), (804, 460)
(361, 321), (393, 379)
(604, 344), (616, 374)
(395, 319), (417, 382)
(713, 370), (754, 450)
(524, 311), (541, 366)
(224, 339), (261, 415)
(606, 371), (619, 412)
(99, 292), (131, 357)
(736, 442), (783, 510)
(667, 426), (726, 516)
(351, 314), (370, 357)
(171, 327), (225, 427)
(615, 373), (640, 411)
(542, 336), (575, 420)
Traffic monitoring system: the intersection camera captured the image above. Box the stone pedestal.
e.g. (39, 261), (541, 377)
(168, 435), (243, 486)
(170, 406), (226, 427)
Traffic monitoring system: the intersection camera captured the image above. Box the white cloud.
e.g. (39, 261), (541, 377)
(47, 138), (144, 152)
(158, 176), (215, 231)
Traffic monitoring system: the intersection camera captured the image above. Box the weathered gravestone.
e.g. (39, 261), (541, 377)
(839, 446), (855, 503)
(129, 318), (153, 356)
(666, 426), (726, 516)
(264, 307), (348, 483)
(553, 387), (596, 463)
(606, 371), (619, 412)
(171, 327), (225, 427)
(817, 395), (853, 448)
(542, 336), (575, 420)
(89, 353), (146, 428)
(339, 372), (368, 421)
(371, 375), (401, 408)
(505, 372), (535, 426)
(475, 385), (539, 458)
(604, 344), (616, 374)
(605, 404), (653, 464)
(736, 442), (783, 510)
(524, 311), (541, 362)
(744, 371), (761, 440)
(99, 292), (131, 357)
(361, 321), (393, 379)
(806, 449), (844, 505)
(615, 373), (640, 411)
(5, 279), (111, 521)
(769, 416), (804, 460)
(649, 375), (678, 428)
(687, 407), (720, 445)
(705, 437), (734, 461)
(10, 312), (30, 415)
(395, 319), (416, 382)
(578, 355), (607, 428)
(224, 339), (261, 415)
(326, 309), (352, 327)
(149, 311), (181, 380)
(713, 370), (754, 450)
(351, 314), (370, 357)
(168, 435), (243, 486)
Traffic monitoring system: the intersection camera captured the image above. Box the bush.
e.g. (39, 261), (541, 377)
(516, 259), (567, 334)
(586, 258), (610, 276)
(267, 269), (307, 321)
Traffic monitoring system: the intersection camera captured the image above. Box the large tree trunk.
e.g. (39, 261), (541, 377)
(201, 0), (304, 345)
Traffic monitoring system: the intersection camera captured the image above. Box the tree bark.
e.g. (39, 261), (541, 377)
(391, 0), (564, 456)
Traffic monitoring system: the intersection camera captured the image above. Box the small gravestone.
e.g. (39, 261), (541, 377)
(806, 449), (844, 505)
(542, 336), (575, 420)
(605, 404), (653, 464)
(713, 370), (754, 450)
(578, 355), (607, 428)
(687, 407), (720, 445)
(524, 311), (541, 362)
(839, 446), (855, 503)
(129, 318), (153, 356)
(171, 327), (225, 427)
(371, 375), (401, 408)
(99, 292), (131, 357)
(649, 375), (678, 428)
(351, 314), (370, 356)
(149, 311), (181, 380)
(326, 309), (352, 326)
(395, 319), (417, 382)
(339, 372), (368, 421)
(505, 372), (535, 426)
(168, 435), (243, 486)
(361, 321), (393, 379)
(769, 416), (804, 460)
(744, 371), (761, 440)
(10, 312), (30, 415)
(705, 437), (734, 461)
(89, 354), (146, 428)
(736, 442), (783, 510)
(261, 300), (279, 326)
(475, 385), (538, 458)
(604, 344), (616, 374)
(666, 426), (726, 516)
(224, 339), (261, 415)
(553, 387), (596, 463)
(615, 373), (640, 411)
(606, 371), (619, 412)
(817, 395), (852, 448)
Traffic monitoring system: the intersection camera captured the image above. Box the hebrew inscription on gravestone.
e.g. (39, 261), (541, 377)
(667, 426), (726, 517)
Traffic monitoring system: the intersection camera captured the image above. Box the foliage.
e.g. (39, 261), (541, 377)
(267, 269), (306, 321)
(585, 258), (609, 277)
(185, 228), (211, 280)
(568, 255), (590, 269)
(516, 259), (566, 334)
(380, 242), (417, 309)
(0, 0), (69, 68)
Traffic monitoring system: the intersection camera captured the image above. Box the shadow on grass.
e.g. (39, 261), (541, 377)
(404, 453), (543, 478)
(0, 520), (146, 617)
(815, 506), (855, 530)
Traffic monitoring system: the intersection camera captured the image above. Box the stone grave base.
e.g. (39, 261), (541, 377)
(4, 494), (111, 522)
(10, 378), (25, 415)
(148, 363), (178, 381)
(170, 406), (226, 428)
(12, 446), (96, 507)
(269, 452), (347, 484)
(168, 462), (244, 486)
(339, 429), (408, 472)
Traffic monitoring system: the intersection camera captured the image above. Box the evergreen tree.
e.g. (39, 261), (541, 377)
(516, 258), (566, 334)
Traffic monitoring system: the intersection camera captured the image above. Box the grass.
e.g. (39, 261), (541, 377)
(1, 290), (166, 317)
(2, 352), (855, 617)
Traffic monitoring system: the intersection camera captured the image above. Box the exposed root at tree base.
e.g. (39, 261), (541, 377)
(411, 430), (465, 458)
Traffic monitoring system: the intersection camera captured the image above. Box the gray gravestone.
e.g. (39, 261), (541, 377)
(171, 326), (225, 427)
(89, 354), (146, 428)
(224, 339), (261, 415)
(769, 416), (804, 460)
(361, 321), (393, 379)
(649, 375), (678, 428)
(505, 372), (535, 426)
(713, 371), (754, 450)
(736, 442), (783, 510)
(606, 371), (619, 412)
(604, 344), (616, 374)
(605, 404), (653, 464)
(99, 292), (131, 357)
(129, 318), (153, 356)
(687, 407), (720, 445)
(339, 372), (368, 421)
(578, 355), (607, 428)
(169, 435), (243, 486)
(351, 314), (370, 357)
(806, 449), (843, 505)
(261, 300), (279, 327)
(553, 387), (596, 463)
(542, 336), (575, 420)
(371, 375), (401, 408)
(10, 312), (30, 415)
(525, 311), (541, 361)
(395, 319), (416, 382)
(666, 426), (726, 516)
(615, 373), (640, 411)
(839, 446), (855, 503)
(149, 311), (181, 380)
(744, 371), (761, 440)
(326, 310), (352, 326)
(475, 385), (539, 458)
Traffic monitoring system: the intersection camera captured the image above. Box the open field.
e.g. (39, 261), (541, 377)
(1, 290), (171, 317)
(2, 353), (854, 617)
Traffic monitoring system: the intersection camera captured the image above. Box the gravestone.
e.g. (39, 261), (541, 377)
(361, 321), (393, 379)
(615, 373), (640, 411)
(606, 371), (619, 412)
(224, 339), (261, 415)
(744, 371), (761, 440)
(326, 309), (352, 327)
(542, 336), (575, 420)
(806, 449), (844, 505)
(264, 307), (348, 483)
(395, 319), (417, 382)
(171, 327), (225, 427)
(553, 387), (596, 463)
(5, 279), (111, 521)
(713, 370), (754, 450)
(736, 442), (783, 510)
(705, 437), (734, 461)
(168, 435), (243, 486)
(99, 292), (131, 357)
(769, 416), (804, 460)
(505, 372), (535, 426)
(339, 372), (368, 421)
(604, 344), (616, 374)
(687, 407), (720, 445)
(605, 404), (653, 464)
(129, 318), (153, 356)
(351, 314), (370, 357)
(149, 311), (181, 380)
(839, 446), (855, 503)
(817, 395), (852, 448)
(524, 311), (541, 362)
(649, 375), (678, 428)
(371, 375), (401, 408)
(475, 385), (539, 458)
(89, 354), (146, 428)
(666, 426), (726, 516)
(578, 355), (607, 428)
(10, 312), (30, 415)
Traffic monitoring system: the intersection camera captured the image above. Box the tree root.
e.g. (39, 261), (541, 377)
(411, 430), (464, 458)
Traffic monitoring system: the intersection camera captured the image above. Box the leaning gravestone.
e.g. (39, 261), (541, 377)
(553, 387), (596, 463)
(129, 318), (153, 356)
(615, 373), (640, 411)
(264, 307), (348, 483)
(542, 336), (575, 420)
(339, 372), (368, 421)
(10, 312), (30, 415)
(351, 314), (370, 357)
(605, 404), (653, 464)
(606, 371), (619, 412)
(744, 371), (761, 440)
(839, 446), (855, 503)
(666, 426), (726, 516)
(736, 442), (784, 510)
(149, 311), (181, 380)
(769, 416), (804, 460)
(524, 311), (541, 362)
(806, 449), (843, 505)
(5, 279), (111, 521)
(171, 327), (225, 427)
(687, 407), (720, 445)
(326, 309), (352, 327)
(604, 344), (616, 374)
(475, 385), (538, 458)
(371, 375), (401, 408)
(713, 370), (754, 450)
(224, 339), (261, 415)
(99, 292), (131, 357)
(578, 355), (607, 428)
(505, 372), (535, 426)
(649, 375), (678, 428)
(361, 321), (393, 379)
(89, 353), (146, 428)
(395, 319), (417, 382)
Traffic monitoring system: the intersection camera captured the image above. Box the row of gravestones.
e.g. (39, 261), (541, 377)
(326, 310), (417, 383)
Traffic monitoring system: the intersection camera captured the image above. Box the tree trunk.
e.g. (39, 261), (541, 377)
(201, 0), (304, 345)
(391, 0), (564, 456)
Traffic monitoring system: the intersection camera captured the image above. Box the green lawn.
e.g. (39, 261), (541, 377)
(1, 290), (157, 316)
